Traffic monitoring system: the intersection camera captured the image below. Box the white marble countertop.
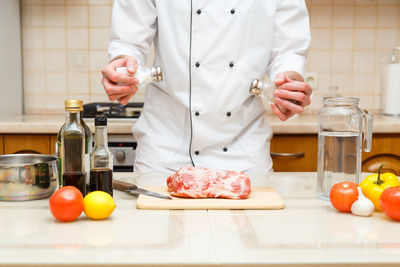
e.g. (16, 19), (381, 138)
(0, 113), (399, 134)
(1, 172), (400, 266)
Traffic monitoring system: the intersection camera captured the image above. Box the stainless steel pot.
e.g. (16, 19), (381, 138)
(0, 154), (58, 201)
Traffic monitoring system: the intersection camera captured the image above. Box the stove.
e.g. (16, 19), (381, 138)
(83, 102), (144, 172)
(82, 102), (143, 119)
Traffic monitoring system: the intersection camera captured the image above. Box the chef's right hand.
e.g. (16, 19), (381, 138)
(101, 55), (139, 105)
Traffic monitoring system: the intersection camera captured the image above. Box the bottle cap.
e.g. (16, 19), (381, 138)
(95, 115), (107, 126)
(151, 66), (163, 82)
(249, 79), (262, 95)
(65, 99), (82, 111)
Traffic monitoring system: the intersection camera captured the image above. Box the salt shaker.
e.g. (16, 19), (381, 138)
(116, 65), (163, 87)
(249, 79), (277, 103)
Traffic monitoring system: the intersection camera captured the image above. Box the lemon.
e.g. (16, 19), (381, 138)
(83, 191), (116, 220)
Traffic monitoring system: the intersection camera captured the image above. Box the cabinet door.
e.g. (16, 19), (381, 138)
(0, 135), (3, 155)
(362, 133), (400, 175)
(362, 134), (400, 160)
(4, 135), (51, 154)
(270, 134), (318, 172)
(50, 135), (57, 155)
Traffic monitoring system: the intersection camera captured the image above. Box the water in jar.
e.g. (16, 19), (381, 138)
(317, 131), (361, 200)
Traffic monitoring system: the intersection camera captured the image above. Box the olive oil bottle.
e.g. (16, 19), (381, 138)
(89, 115), (113, 196)
(57, 100), (92, 188)
(61, 100), (86, 195)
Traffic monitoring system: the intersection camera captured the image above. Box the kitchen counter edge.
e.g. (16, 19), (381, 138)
(0, 114), (398, 134)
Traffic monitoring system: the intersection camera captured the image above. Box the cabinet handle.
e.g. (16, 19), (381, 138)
(270, 152), (305, 158)
(14, 150), (40, 154)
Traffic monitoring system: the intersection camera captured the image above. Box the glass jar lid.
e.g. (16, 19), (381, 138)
(323, 97), (359, 107)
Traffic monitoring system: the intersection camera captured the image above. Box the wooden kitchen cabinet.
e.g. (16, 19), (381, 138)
(362, 133), (400, 175)
(271, 133), (400, 174)
(4, 134), (52, 154)
(50, 135), (57, 155)
(0, 135), (3, 155)
(270, 134), (318, 172)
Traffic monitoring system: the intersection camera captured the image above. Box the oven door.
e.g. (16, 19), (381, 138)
(108, 135), (136, 172)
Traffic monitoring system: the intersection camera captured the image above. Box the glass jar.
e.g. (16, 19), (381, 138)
(317, 97), (373, 200)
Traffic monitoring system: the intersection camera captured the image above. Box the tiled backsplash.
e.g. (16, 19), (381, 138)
(22, 0), (114, 114)
(307, 0), (400, 113)
(21, 0), (400, 114)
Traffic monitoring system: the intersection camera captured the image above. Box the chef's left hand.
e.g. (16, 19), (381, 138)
(271, 71), (312, 121)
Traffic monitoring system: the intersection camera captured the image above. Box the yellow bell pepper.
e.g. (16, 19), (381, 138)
(360, 165), (400, 211)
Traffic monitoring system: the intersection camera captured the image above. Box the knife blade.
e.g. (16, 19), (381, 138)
(113, 180), (172, 200)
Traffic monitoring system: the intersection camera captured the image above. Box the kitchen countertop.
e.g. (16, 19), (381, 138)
(1, 172), (400, 266)
(0, 113), (399, 134)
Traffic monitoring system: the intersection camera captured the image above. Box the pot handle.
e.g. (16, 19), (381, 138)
(362, 109), (373, 152)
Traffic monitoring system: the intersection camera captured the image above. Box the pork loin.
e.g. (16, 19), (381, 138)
(166, 166), (251, 199)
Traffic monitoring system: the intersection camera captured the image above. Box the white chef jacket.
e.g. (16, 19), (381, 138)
(109, 0), (310, 172)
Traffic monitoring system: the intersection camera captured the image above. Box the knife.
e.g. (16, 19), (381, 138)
(113, 180), (172, 200)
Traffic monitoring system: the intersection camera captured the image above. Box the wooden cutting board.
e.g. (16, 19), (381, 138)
(136, 186), (285, 210)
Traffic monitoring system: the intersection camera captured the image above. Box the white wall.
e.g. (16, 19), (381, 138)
(0, 0), (23, 117)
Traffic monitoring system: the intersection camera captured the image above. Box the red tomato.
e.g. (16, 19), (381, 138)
(329, 181), (359, 212)
(380, 186), (400, 221)
(49, 186), (84, 222)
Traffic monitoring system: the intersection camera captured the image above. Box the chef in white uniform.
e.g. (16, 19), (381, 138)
(102, 0), (311, 172)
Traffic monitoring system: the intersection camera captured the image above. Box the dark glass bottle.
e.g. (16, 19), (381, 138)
(61, 100), (86, 196)
(89, 115), (113, 196)
(56, 126), (63, 187)
(79, 101), (93, 193)
(57, 100), (92, 188)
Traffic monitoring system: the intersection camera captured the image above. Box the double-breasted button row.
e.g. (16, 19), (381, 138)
(192, 3), (234, 157)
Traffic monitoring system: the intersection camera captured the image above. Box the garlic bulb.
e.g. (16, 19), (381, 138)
(351, 186), (374, 217)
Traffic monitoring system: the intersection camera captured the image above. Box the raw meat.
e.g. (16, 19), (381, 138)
(166, 167), (251, 199)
